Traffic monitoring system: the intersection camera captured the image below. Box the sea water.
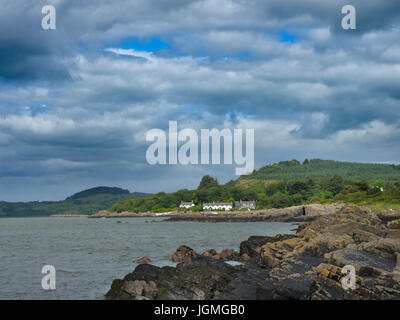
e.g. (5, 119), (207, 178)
(0, 217), (296, 299)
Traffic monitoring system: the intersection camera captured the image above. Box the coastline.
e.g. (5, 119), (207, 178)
(49, 214), (89, 217)
(88, 210), (174, 218)
(106, 204), (400, 300)
(89, 203), (346, 222)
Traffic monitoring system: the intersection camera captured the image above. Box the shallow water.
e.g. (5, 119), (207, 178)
(0, 217), (296, 299)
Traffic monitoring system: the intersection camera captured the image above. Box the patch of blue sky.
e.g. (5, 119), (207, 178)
(279, 31), (296, 43)
(22, 103), (49, 115)
(219, 51), (251, 61)
(121, 37), (170, 52)
(77, 40), (87, 52)
(184, 104), (203, 113)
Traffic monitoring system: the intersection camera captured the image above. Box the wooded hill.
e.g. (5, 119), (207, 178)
(0, 187), (150, 217)
(110, 159), (400, 213)
(240, 159), (400, 182)
(3, 159), (400, 217)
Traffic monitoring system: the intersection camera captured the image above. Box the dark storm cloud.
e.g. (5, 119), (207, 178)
(252, 0), (400, 32)
(1, 0), (399, 81)
(0, 1), (74, 82)
(0, 0), (400, 200)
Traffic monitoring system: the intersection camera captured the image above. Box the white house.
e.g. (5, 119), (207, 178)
(203, 202), (233, 211)
(179, 201), (195, 209)
(235, 200), (256, 210)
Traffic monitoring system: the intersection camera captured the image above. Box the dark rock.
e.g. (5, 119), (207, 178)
(220, 248), (240, 261)
(118, 279), (157, 300)
(201, 248), (243, 262)
(126, 263), (163, 279)
(327, 249), (396, 275)
(171, 245), (198, 262)
(239, 234), (297, 258)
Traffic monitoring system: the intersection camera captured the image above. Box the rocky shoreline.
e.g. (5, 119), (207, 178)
(106, 205), (400, 300)
(49, 214), (89, 217)
(90, 203), (346, 222)
(88, 210), (174, 218)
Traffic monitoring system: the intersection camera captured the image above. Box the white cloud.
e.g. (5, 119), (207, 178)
(332, 120), (400, 145)
(104, 48), (155, 61)
(41, 158), (93, 170)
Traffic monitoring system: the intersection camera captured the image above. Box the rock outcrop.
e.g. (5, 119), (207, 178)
(201, 248), (243, 261)
(171, 246), (244, 262)
(239, 234), (297, 258)
(134, 256), (151, 264)
(106, 256), (237, 300)
(171, 245), (198, 262)
(107, 205), (400, 300)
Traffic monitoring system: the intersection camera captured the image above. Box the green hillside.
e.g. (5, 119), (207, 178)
(0, 187), (150, 217)
(66, 186), (130, 200)
(241, 159), (400, 182)
(110, 159), (400, 213)
(3, 160), (400, 217)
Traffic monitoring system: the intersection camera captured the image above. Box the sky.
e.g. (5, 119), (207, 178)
(0, 0), (400, 201)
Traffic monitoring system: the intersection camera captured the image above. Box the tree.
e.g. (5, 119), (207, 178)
(265, 182), (285, 196)
(269, 192), (292, 208)
(321, 175), (345, 196)
(303, 159), (309, 165)
(197, 175), (219, 189)
(373, 179), (385, 190)
(239, 189), (257, 200)
(195, 188), (210, 203)
(287, 181), (308, 195)
(347, 181), (369, 193)
(175, 189), (193, 202)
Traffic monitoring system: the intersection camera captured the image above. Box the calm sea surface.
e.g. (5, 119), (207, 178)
(0, 217), (296, 299)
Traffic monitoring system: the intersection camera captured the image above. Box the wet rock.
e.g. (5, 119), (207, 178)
(171, 245), (198, 262)
(202, 249), (218, 258)
(126, 263), (163, 278)
(241, 253), (250, 261)
(135, 256), (151, 264)
(219, 249), (240, 261)
(107, 255), (238, 300)
(201, 248), (242, 261)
